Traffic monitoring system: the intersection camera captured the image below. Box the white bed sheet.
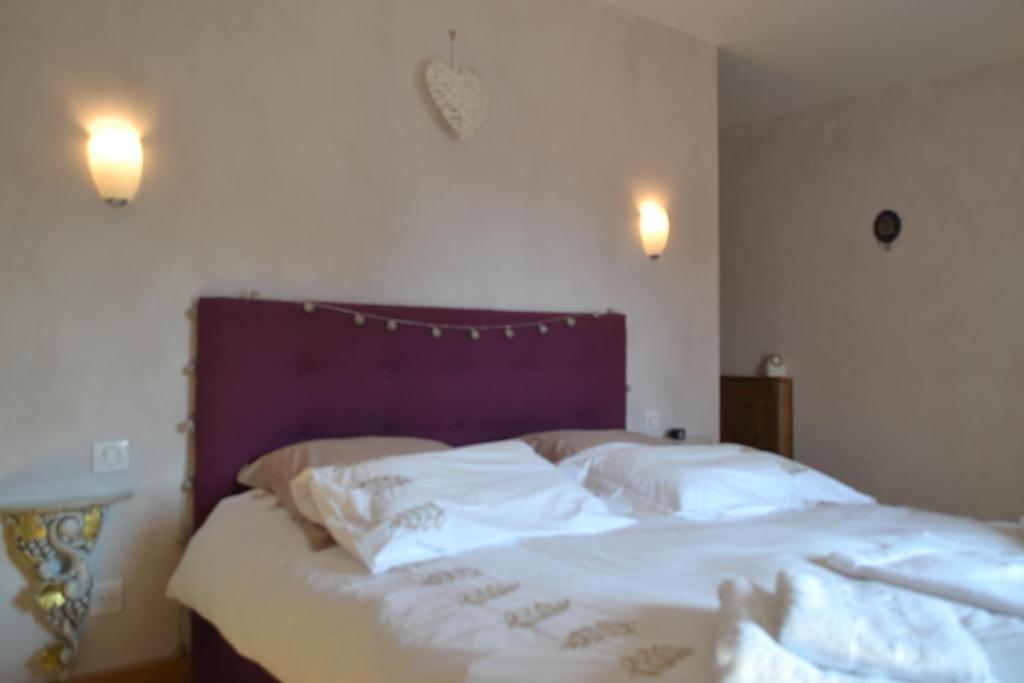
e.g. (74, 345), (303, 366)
(168, 492), (1024, 683)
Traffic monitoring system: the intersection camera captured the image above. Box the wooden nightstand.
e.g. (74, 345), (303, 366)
(720, 376), (793, 458)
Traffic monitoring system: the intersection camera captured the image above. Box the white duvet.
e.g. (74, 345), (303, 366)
(168, 493), (1024, 683)
(291, 440), (635, 573)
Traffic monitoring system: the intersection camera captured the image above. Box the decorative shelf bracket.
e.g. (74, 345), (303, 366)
(2, 492), (132, 680)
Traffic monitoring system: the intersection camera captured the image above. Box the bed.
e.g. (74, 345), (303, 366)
(187, 297), (628, 682)
(175, 297), (1023, 683)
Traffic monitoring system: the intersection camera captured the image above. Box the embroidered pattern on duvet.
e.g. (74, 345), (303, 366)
(622, 645), (693, 677)
(358, 474), (413, 495)
(774, 457), (809, 476)
(413, 567), (482, 586)
(505, 599), (571, 628)
(389, 502), (446, 531)
(458, 582), (521, 605)
(562, 621), (635, 649)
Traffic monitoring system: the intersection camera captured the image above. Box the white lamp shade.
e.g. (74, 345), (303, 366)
(88, 122), (143, 206)
(639, 200), (670, 259)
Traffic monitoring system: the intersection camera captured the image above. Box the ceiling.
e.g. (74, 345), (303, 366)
(599, 0), (1024, 127)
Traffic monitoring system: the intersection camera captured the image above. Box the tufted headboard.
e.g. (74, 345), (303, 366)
(193, 297), (627, 529)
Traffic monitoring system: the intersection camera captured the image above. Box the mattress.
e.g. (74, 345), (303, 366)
(168, 491), (1024, 682)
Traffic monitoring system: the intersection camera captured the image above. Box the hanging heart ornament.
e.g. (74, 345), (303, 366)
(425, 60), (490, 140)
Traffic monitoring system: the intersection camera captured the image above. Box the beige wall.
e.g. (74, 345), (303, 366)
(721, 61), (1023, 522)
(0, 1), (718, 679)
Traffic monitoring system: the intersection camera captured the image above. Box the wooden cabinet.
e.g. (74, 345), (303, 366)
(720, 376), (793, 458)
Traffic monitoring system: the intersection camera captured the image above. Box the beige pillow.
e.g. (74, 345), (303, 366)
(238, 436), (450, 550)
(520, 429), (668, 463)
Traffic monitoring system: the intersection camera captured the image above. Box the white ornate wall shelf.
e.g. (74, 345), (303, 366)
(2, 489), (133, 681)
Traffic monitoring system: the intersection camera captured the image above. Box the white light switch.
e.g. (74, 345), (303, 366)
(644, 410), (661, 434)
(93, 440), (130, 473)
(92, 578), (123, 616)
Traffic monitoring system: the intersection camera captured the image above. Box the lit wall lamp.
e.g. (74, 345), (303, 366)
(639, 200), (670, 260)
(87, 120), (143, 207)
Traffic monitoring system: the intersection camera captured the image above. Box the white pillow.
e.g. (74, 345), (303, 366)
(291, 439), (635, 573)
(560, 443), (874, 520)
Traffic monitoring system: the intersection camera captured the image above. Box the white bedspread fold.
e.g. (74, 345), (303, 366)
(776, 570), (992, 683)
(827, 533), (1024, 618)
(715, 578), (888, 683)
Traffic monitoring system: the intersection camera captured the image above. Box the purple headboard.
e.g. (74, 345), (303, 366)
(194, 297), (627, 529)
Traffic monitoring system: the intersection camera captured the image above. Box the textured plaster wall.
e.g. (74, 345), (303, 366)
(0, 0), (718, 678)
(721, 61), (1024, 522)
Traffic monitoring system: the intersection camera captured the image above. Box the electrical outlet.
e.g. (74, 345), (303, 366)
(91, 579), (123, 616)
(93, 440), (130, 474)
(644, 410), (661, 433)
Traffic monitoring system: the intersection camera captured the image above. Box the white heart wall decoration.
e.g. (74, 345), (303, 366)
(425, 60), (490, 140)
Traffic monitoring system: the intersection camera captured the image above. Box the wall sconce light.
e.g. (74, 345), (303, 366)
(87, 120), (143, 207)
(639, 200), (670, 260)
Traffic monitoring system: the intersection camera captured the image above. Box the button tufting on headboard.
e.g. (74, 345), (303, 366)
(193, 297), (626, 530)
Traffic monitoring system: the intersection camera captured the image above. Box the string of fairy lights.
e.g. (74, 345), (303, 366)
(300, 300), (610, 340)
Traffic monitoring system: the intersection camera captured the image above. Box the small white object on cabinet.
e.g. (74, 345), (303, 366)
(764, 353), (788, 378)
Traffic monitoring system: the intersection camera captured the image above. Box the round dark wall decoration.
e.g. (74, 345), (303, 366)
(874, 210), (902, 250)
